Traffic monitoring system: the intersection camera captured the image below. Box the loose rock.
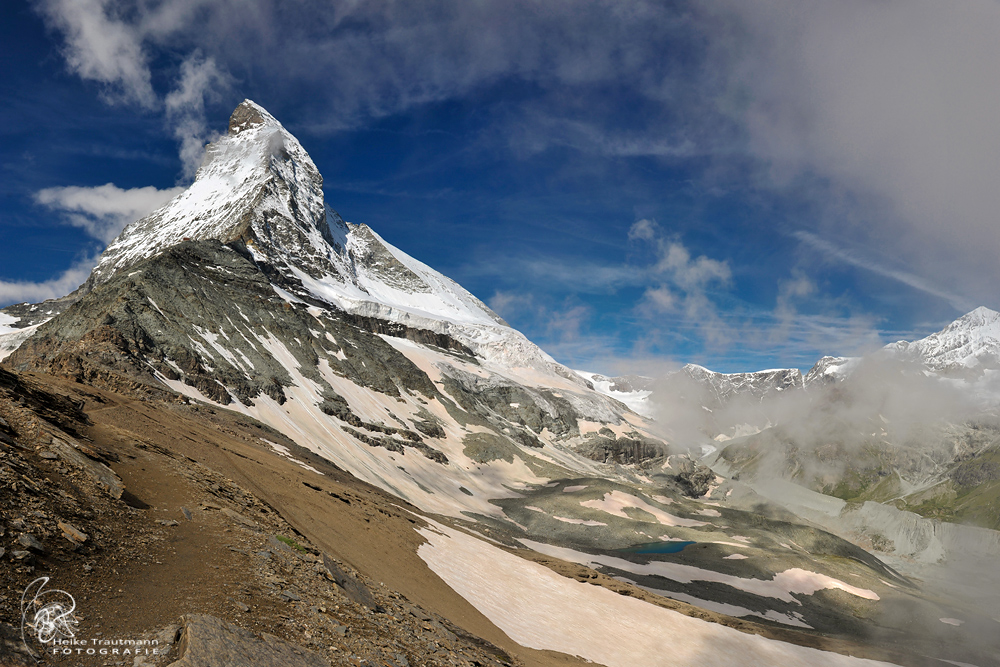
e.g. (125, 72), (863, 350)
(58, 521), (89, 544)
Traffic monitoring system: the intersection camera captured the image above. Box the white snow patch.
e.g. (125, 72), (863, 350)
(562, 485), (588, 493)
(418, 519), (897, 667)
(581, 491), (708, 528)
(260, 438), (324, 474)
(147, 297), (167, 318)
(0, 321), (45, 360)
(552, 516), (607, 526)
(0, 312), (19, 332)
(521, 540), (880, 605)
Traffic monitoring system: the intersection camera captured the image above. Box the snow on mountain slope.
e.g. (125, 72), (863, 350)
(575, 371), (654, 416)
(0, 311), (51, 361)
(82, 100), (566, 375)
(803, 356), (861, 386)
(886, 306), (1000, 371)
(800, 307), (1000, 387)
(678, 364), (803, 405)
(0, 312), (17, 333)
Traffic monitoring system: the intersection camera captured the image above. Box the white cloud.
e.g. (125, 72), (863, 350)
(0, 254), (97, 304)
(36, 0), (156, 107)
(166, 53), (230, 180)
(712, 0), (1000, 308)
(628, 218), (658, 242)
(654, 240), (730, 291)
(638, 286), (676, 314)
(34, 0), (231, 179)
(35, 183), (184, 243)
(628, 219), (732, 343)
(792, 231), (973, 312)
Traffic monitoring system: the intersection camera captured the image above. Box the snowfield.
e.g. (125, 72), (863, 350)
(417, 519), (899, 667)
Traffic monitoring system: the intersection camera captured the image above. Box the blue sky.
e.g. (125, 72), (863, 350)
(2, 0), (998, 374)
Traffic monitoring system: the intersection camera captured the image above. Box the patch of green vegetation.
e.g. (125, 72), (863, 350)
(276, 534), (307, 552)
(896, 448), (1000, 528)
(824, 465), (898, 503)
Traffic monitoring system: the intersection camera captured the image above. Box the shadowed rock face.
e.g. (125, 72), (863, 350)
(8, 240), (440, 405)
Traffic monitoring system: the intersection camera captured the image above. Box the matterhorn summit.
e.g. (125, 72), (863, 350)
(90, 101), (336, 287)
(86, 101), (562, 371)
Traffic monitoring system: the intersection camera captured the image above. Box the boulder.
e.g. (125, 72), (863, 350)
(166, 614), (325, 667)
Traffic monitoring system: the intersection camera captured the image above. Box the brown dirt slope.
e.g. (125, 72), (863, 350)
(0, 367), (589, 667)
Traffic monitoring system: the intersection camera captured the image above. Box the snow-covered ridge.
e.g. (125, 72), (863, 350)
(803, 356), (860, 386)
(680, 364), (803, 403)
(886, 306), (1000, 371)
(802, 307), (1000, 386)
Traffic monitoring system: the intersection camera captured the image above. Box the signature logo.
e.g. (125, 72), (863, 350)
(20, 577), (79, 659)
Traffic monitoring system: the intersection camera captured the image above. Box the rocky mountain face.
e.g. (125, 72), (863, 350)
(676, 364), (804, 406)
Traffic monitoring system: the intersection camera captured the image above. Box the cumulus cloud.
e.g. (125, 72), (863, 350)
(35, 0), (156, 107)
(35, 183), (183, 243)
(629, 219), (731, 343)
(0, 254), (98, 304)
(638, 286), (676, 314)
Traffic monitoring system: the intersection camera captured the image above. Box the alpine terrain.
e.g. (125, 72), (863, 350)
(1, 101), (997, 667)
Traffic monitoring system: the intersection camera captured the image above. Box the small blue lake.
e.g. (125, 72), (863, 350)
(625, 541), (696, 554)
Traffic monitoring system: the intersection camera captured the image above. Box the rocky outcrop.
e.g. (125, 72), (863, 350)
(575, 432), (667, 466)
(167, 614), (326, 667)
(8, 240), (439, 407)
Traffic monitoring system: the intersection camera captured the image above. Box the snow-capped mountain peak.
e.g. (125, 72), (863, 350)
(78, 100), (562, 371)
(90, 99), (336, 287)
(887, 306), (1000, 371)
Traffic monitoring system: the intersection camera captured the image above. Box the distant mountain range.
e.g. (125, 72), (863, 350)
(580, 305), (1000, 416)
